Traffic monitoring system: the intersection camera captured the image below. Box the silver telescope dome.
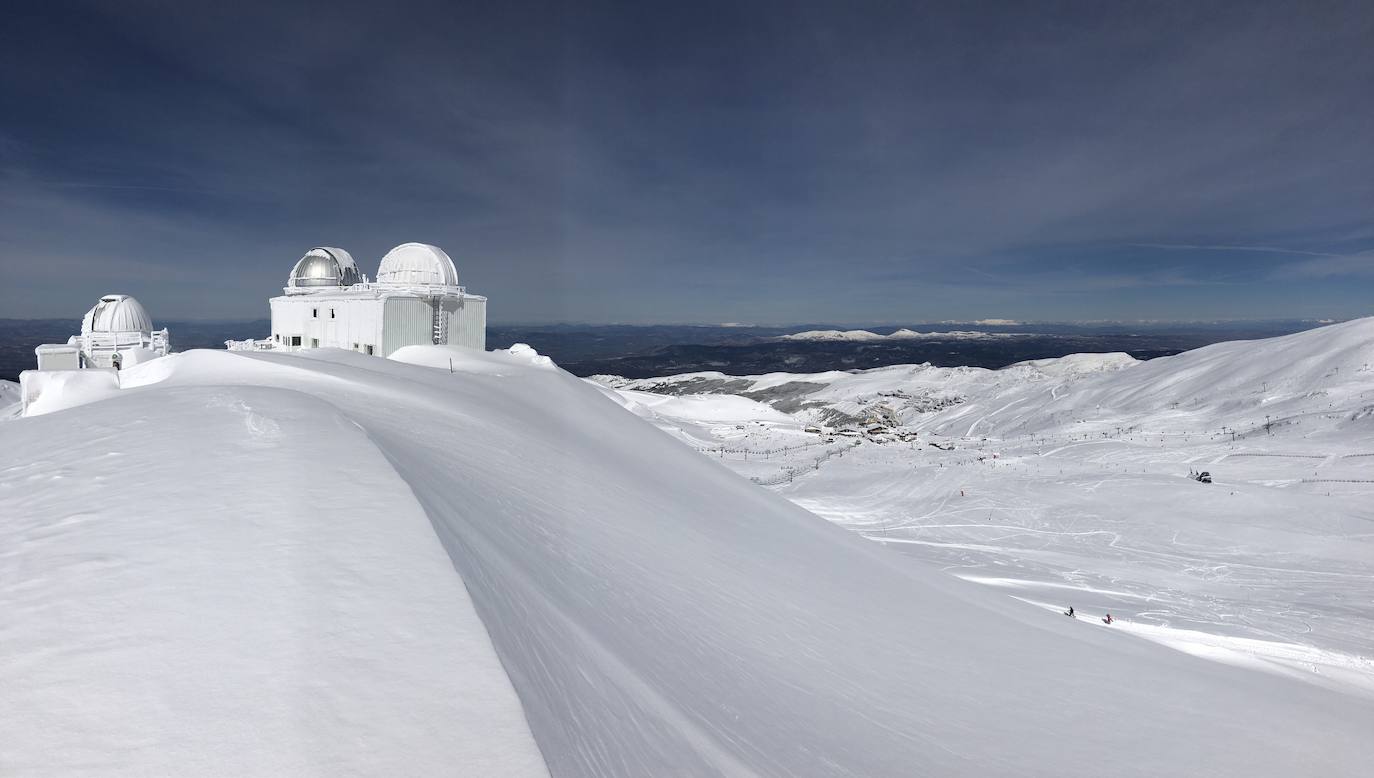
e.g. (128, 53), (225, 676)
(288, 247), (360, 288)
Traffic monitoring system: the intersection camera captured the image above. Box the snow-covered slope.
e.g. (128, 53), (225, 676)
(4, 344), (1374, 775)
(918, 317), (1374, 438)
(600, 318), (1374, 710)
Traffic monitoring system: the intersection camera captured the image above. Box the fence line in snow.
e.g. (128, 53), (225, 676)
(698, 438), (833, 458)
(1225, 453), (1326, 460)
(750, 441), (861, 486)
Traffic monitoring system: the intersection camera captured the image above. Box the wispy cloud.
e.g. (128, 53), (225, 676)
(1129, 243), (1339, 258)
(1271, 251), (1374, 279)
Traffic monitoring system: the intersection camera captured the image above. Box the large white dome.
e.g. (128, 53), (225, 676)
(376, 243), (459, 287)
(81, 294), (153, 335)
(289, 247), (360, 288)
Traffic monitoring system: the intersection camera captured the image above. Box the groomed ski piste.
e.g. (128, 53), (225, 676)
(3, 324), (1374, 776)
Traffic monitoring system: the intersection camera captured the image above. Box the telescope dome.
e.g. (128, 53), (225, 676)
(376, 243), (459, 287)
(288, 247), (360, 288)
(81, 294), (153, 335)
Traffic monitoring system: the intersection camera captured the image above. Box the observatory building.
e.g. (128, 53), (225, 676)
(256, 243), (486, 357)
(33, 294), (171, 371)
(20, 293), (172, 414)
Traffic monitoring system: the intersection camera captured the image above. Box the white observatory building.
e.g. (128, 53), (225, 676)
(21, 293), (172, 414)
(262, 243), (486, 356)
(33, 294), (171, 371)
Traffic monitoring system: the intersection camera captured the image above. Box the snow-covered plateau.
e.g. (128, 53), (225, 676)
(3, 322), (1374, 776)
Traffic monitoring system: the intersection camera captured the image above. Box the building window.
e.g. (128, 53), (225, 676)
(365, 344), (374, 356)
(330, 308), (335, 319)
(312, 308), (318, 318)
(311, 338), (319, 348)
(291, 336), (301, 346)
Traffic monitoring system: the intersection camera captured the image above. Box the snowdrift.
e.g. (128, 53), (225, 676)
(3, 343), (1373, 776)
(0, 379), (20, 419)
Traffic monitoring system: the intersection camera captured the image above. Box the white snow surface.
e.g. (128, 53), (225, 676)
(612, 388), (797, 425)
(4, 335), (1374, 776)
(0, 380), (20, 419)
(20, 369), (123, 417)
(1, 368), (546, 777)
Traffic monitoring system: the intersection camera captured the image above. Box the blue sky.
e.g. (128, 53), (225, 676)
(1, 0), (1371, 323)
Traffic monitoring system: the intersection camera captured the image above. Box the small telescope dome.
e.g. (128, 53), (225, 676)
(81, 294), (153, 335)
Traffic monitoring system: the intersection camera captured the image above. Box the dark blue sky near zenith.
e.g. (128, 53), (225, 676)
(0, 0), (1371, 324)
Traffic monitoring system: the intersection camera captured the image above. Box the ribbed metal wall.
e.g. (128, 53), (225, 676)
(382, 297), (434, 356)
(448, 297), (487, 349)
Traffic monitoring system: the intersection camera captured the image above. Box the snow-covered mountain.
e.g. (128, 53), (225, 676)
(916, 317), (1374, 438)
(625, 319), (1373, 441)
(778, 327), (1020, 342)
(599, 350), (1140, 428)
(4, 333), (1374, 775)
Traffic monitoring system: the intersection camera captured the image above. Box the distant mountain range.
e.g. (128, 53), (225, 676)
(0, 318), (1336, 382)
(778, 328), (1022, 342)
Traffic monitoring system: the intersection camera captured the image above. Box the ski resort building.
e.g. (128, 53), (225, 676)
(254, 243), (486, 357)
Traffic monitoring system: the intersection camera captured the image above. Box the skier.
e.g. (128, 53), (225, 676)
(1064, 606), (1075, 618)
(1102, 613), (1114, 625)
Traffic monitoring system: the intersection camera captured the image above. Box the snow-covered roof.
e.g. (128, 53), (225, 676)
(289, 247), (361, 288)
(81, 294), (153, 335)
(376, 243), (459, 287)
